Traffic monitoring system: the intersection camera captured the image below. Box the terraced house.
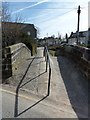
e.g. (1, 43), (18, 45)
(68, 31), (88, 45)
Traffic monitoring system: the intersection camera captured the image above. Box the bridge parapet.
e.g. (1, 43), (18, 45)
(61, 45), (90, 80)
(2, 43), (31, 82)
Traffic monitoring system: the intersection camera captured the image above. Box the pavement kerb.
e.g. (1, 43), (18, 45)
(0, 85), (77, 116)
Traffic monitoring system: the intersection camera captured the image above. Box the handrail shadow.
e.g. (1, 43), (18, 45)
(14, 57), (35, 117)
(14, 49), (51, 117)
(57, 56), (88, 118)
(26, 57), (43, 61)
(14, 71), (47, 117)
(16, 94), (49, 117)
(20, 72), (46, 88)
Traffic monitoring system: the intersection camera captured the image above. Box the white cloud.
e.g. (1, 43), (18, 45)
(37, 9), (77, 37)
(3, 0), (89, 38)
(30, 1), (87, 38)
(36, 6), (88, 38)
(3, 0), (45, 2)
(12, 0), (49, 14)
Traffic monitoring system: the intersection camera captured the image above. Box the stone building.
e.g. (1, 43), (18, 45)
(2, 22), (37, 47)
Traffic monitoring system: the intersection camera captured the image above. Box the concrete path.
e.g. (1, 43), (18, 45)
(1, 90), (77, 118)
(4, 47), (48, 96)
(1, 47), (88, 118)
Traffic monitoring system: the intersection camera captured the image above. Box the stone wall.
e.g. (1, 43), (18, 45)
(60, 45), (90, 80)
(2, 43), (31, 81)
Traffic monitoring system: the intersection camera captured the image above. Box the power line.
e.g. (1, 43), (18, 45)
(26, 7), (86, 9)
(36, 9), (76, 24)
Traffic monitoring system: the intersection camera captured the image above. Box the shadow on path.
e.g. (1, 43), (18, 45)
(19, 72), (46, 88)
(14, 56), (50, 117)
(57, 56), (88, 118)
(15, 94), (49, 117)
(14, 57), (35, 117)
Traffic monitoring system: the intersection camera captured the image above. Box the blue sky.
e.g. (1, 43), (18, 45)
(3, 0), (89, 38)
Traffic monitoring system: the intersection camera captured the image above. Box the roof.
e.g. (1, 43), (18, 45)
(2, 21), (37, 39)
(69, 31), (88, 39)
(2, 22), (37, 31)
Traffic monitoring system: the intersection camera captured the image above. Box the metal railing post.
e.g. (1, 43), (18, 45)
(46, 54), (48, 72)
(44, 46), (46, 61)
(47, 66), (51, 96)
(44, 46), (51, 96)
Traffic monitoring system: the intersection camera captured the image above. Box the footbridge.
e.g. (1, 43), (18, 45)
(1, 43), (88, 118)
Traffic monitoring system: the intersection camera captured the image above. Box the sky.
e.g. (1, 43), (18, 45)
(89, 1), (90, 28)
(3, 0), (89, 38)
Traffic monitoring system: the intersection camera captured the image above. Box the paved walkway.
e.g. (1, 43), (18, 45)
(4, 47), (48, 96)
(1, 47), (88, 118)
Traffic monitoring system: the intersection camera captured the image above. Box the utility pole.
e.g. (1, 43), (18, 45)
(66, 33), (68, 43)
(77, 5), (81, 44)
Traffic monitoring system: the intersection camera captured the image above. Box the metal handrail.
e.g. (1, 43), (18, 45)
(44, 46), (51, 96)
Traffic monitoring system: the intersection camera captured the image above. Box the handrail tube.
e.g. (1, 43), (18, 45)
(45, 46), (51, 71)
(44, 46), (51, 96)
(47, 67), (51, 96)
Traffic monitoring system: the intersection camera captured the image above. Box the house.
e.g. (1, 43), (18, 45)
(68, 31), (88, 45)
(38, 37), (61, 46)
(38, 37), (54, 46)
(2, 22), (37, 47)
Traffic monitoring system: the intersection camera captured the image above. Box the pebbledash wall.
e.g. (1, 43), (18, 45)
(2, 43), (31, 81)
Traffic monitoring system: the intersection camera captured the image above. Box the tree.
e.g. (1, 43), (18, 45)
(2, 2), (25, 47)
(2, 2), (11, 22)
(2, 2), (37, 55)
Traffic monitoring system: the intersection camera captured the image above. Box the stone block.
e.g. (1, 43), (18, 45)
(83, 49), (90, 61)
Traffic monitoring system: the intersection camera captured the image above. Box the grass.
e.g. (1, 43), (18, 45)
(49, 50), (56, 56)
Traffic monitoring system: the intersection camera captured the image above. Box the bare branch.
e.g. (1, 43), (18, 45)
(2, 2), (11, 22)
